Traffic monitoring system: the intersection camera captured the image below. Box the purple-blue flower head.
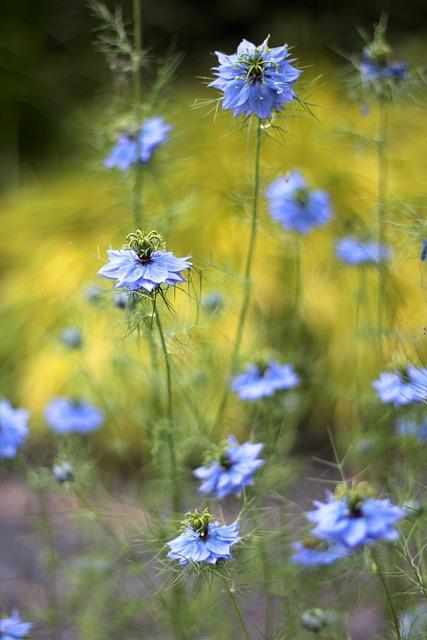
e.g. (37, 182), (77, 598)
(194, 435), (264, 499)
(105, 116), (172, 171)
(210, 37), (301, 120)
(167, 509), (240, 565)
(232, 361), (299, 401)
(266, 171), (332, 234)
(292, 539), (349, 567)
(336, 237), (392, 266)
(373, 365), (427, 406)
(306, 490), (405, 549)
(360, 47), (408, 84)
(396, 417), (427, 442)
(0, 610), (32, 639)
(0, 401), (29, 459)
(98, 230), (191, 294)
(45, 398), (103, 435)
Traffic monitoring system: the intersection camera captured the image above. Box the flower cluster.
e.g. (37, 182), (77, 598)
(167, 509), (240, 565)
(98, 230), (191, 294)
(105, 116), (172, 171)
(45, 398), (103, 434)
(373, 365), (427, 407)
(194, 435), (264, 498)
(232, 360), (299, 401)
(210, 37), (301, 120)
(266, 171), (332, 234)
(0, 400), (29, 459)
(336, 237), (391, 266)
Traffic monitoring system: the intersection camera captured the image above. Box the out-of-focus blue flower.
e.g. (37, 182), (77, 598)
(210, 37), (301, 120)
(167, 509), (240, 565)
(421, 240), (427, 262)
(306, 491), (405, 549)
(400, 604), (427, 640)
(373, 366), (427, 406)
(45, 398), (103, 435)
(396, 418), (427, 442)
(113, 291), (132, 309)
(0, 610), (32, 639)
(360, 47), (408, 83)
(291, 539), (349, 566)
(232, 361), (299, 401)
(202, 291), (224, 313)
(84, 283), (103, 304)
(266, 171), (332, 234)
(336, 237), (391, 266)
(53, 461), (74, 483)
(60, 327), (83, 349)
(194, 435), (264, 498)
(0, 401), (29, 459)
(98, 230), (191, 294)
(105, 116), (172, 171)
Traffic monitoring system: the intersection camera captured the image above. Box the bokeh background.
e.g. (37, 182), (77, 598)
(1, 0), (427, 466)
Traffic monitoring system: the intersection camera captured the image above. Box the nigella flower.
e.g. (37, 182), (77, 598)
(60, 327), (83, 349)
(232, 361), (299, 401)
(105, 116), (172, 171)
(291, 539), (349, 567)
(373, 365), (427, 406)
(210, 36), (301, 120)
(194, 435), (264, 499)
(0, 610), (32, 639)
(306, 488), (405, 549)
(0, 400), (29, 459)
(360, 48), (408, 83)
(98, 230), (191, 294)
(266, 171), (332, 234)
(396, 418), (427, 442)
(336, 237), (391, 266)
(400, 603), (427, 640)
(167, 509), (240, 565)
(53, 460), (74, 483)
(421, 240), (427, 262)
(45, 398), (103, 434)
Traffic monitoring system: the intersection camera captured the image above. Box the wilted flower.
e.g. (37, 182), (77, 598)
(306, 487), (405, 549)
(105, 116), (172, 171)
(60, 327), (83, 349)
(0, 610), (32, 639)
(373, 365), (427, 406)
(396, 417), (427, 442)
(266, 171), (332, 234)
(292, 538), (349, 567)
(210, 36), (301, 120)
(0, 400), (29, 459)
(232, 361), (299, 401)
(98, 230), (191, 294)
(336, 237), (391, 266)
(53, 461), (74, 484)
(194, 435), (264, 498)
(45, 398), (103, 434)
(301, 608), (329, 633)
(167, 508), (240, 565)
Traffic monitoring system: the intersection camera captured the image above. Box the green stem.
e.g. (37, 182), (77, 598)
(371, 548), (401, 640)
(37, 490), (62, 640)
(252, 513), (273, 638)
(221, 575), (251, 640)
(132, 0), (143, 228)
(377, 97), (388, 363)
(212, 119), (263, 434)
(154, 301), (181, 515)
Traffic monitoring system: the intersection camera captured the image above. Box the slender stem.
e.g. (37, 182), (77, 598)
(154, 301), (181, 514)
(212, 119), (263, 434)
(377, 97), (389, 363)
(371, 548), (401, 640)
(132, 0), (143, 228)
(252, 512), (273, 638)
(221, 575), (251, 640)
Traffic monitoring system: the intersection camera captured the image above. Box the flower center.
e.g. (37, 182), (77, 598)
(185, 508), (212, 540)
(397, 366), (410, 383)
(219, 453), (233, 470)
(126, 230), (165, 263)
(294, 187), (310, 206)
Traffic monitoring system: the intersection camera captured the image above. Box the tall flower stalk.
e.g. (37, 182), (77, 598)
(132, 0), (143, 228)
(371, 548), (402, 640)
(376, 96), (389, 363)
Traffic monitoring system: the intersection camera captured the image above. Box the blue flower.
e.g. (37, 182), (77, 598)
(360, 47), (408, 83)
(84, 284), (102, 304)
(336, 237), (391, 266)
(53, 461), (74, 483)
(60, 327), (83, 349)
(232, 361), (299, 401)
(0, 401), (29, 459)
(400, 604), (427, 640)
(306, 491), (405, 549)
(167, 509), (240, 565)
(202, 291), (224, 314)
(266, 171), (332, 234)
(396, 418), (427, 442)
(194, 435), (264, 499)
(373, 366), (427, 406)
(291, 539), (349, 566)
(0, 610), (32, 639)
(98, 230), (191, 294)
(105, 116), (172, 171)
(210, 37), (301, 120)
(421, 240), (427, 262)
(45, 398), (103, 435)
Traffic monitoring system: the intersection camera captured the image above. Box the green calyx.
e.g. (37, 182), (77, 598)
(294, 187), (310, 207)
(367, 16), (392, 67)
(126, 230), (165, 262)
(184, 508), (213, 537)
(335, 481), (375, 516)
